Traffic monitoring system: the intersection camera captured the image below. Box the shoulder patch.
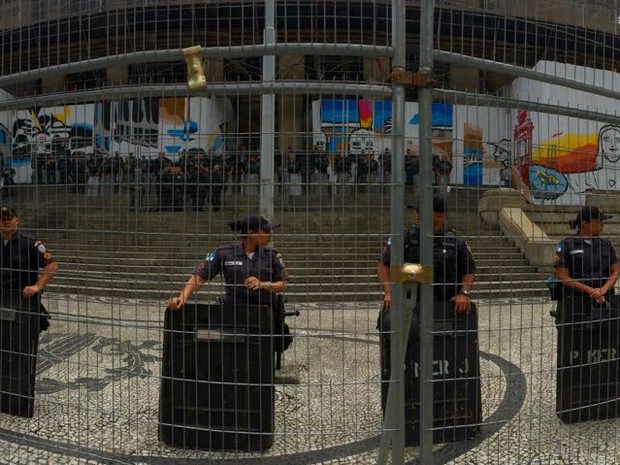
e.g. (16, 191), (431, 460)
(556, 243), (563, 253)
(34, 240), (47, 254)
(205, 251), (217, 262)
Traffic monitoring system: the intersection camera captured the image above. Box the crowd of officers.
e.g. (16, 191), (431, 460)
(26, 149), (227, 211)
(15, 144), (454, 202)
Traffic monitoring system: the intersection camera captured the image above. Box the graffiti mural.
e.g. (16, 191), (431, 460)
(463, 123), (483, 186)
(0, 97), (234, 183)
(312, 99), (454, 185)
(12, 106), (95, 157)
(94, 96), (234, 158)
(599, 124), (620, 163)
(528, 165), (568, 201)
(312, 99), (393, 156)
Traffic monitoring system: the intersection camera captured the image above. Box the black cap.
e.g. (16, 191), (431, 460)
(433, 196), (447, 213)
(229, 215), (281, 233)
(570, 206), (612, 229)
(0, 206), (17, 220)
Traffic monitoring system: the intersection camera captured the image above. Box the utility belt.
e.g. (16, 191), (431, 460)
(377, 299), (477, 335)
(555, 295), (620, 325)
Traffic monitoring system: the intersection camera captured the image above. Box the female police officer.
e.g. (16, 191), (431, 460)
(554, 205), (619, 308)
(168, 215), (288, 310)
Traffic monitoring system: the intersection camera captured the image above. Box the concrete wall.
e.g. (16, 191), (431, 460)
(498, 207), (555, 271)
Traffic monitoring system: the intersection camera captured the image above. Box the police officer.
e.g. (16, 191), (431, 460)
(554, 206), (619, 308)
(168, 215), (288, 310)
(0, 206), (58, 330)
(377, 197), (476, 315)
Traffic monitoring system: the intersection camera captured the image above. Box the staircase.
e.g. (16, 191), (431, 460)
(7, 185), (548, 303)
(444, 187), (548, 300)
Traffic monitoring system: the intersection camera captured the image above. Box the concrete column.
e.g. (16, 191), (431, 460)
(107, 65), (128, 85)
(41, 74), (66, 93)
(204, 58), (224, 82)
(363, 57), (390, 83)
(277, 54), (305, 151)
(6, 80), (39, 97)
(450, 65), (480, 92)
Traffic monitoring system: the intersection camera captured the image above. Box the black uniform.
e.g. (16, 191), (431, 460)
(0, 232), (56, 295)
(0, 232), (56, 331)
(554, 236), (619, 301)
(380, 225), (476, 301)
(193, 243), (289, 306)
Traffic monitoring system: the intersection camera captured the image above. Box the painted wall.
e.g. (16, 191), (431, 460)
(311, 99), (454, 175)
(2, 96), (234, 183)
(313, 62), (620, 205)
(94, 97), (235, 159)
(508, 61), (620, 205)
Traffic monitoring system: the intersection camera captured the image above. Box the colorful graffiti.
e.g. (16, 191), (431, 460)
(463, 123), (483, 186)
(314, 100), (455, 159)
(13, 106), (94, 157)
(528, 165), (568, 200)
(315, 99), (393, 155)
(531, 132), (599, 173)
(511, 109), (620, 201)
(94, 97), (234, 157)
(0, 97), (234, 183)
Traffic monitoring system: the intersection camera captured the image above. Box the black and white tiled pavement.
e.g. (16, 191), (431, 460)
(0, 294), (618, 464)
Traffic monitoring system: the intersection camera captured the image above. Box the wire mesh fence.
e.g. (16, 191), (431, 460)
(1, 1), (620, 464)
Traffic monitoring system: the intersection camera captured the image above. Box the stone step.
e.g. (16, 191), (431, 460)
(52, 265), (542, 283)
(56, 264), (534, 283)
(46, 282), (549, 303)
(50, 247), (525, 264)
(537, 223), (620, 236)
(55, 256), (530, 273)
(46, 237), (525, 259)
(9, 185), (548, 301)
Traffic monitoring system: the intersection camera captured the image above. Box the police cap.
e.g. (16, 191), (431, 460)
(229, 215), (281, 233)
(433, 196), (447, 213)
(0, 205), (17, 220)
(570, 205), (612, 229)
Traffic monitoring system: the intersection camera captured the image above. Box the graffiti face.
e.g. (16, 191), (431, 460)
(314, 132), (329, 152)
(599, 125), (620, 163)
(348, 128), (374, 155)
(491, 138), (512, 164)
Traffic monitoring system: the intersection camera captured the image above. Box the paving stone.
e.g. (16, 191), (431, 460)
(0, 295), (619, 463)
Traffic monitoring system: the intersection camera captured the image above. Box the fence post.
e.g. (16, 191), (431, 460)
(419, 0), (436, 463)
(260, 0), (276, 220)
(377, 0), (407, 463)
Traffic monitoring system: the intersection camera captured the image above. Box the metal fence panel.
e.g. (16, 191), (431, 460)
(1, 1), (620, 464)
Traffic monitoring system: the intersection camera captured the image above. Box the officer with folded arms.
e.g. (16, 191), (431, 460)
(553, 205), (619, 318)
